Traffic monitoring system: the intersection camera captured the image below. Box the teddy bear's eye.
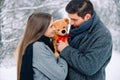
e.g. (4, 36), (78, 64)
(63, 26), (65, 28)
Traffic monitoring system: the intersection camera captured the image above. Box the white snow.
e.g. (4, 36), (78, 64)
(0, 66), (16, 80)
(0, 51), (120, 80)
(106, 51), (120, 80)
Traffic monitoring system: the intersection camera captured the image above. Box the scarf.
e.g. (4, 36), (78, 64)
(20, 43), (34, 80)
(69, 13), (95, 48)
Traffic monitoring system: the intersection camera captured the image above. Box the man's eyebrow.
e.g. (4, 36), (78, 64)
(70, 18), (78, 21)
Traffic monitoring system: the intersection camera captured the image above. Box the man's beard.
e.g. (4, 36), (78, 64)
(72, 25), (79, 28)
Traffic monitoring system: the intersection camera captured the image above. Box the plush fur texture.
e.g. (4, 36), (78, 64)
(52, 18), (69, 58)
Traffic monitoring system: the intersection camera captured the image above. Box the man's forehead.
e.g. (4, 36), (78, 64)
(68, 13), (80, 19)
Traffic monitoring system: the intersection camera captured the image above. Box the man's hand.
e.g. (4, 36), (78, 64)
(57, 40), (69, 52)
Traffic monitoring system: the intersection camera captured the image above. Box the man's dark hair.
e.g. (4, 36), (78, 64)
(66, 0), (94, 18)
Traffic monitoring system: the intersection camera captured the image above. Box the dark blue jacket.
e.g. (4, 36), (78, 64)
(60, 12), (112, 80)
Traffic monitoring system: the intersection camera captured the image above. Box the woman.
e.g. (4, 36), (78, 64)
(16, 12), (68, 80)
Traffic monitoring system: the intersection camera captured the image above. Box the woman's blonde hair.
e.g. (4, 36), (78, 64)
(16, 12), (52, 80)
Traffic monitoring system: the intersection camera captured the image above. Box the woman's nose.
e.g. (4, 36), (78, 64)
(53, 27), (55, 30)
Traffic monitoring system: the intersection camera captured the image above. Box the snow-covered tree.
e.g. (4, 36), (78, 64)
(0, 0), (68, 67)
(0, 0), (120, 67)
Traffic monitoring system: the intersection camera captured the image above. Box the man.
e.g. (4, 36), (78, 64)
(57, 0), (112, 80)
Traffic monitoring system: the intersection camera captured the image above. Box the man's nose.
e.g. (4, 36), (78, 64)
(70, 20), (74, 25)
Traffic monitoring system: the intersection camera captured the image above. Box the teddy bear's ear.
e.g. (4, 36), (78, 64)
(64, 18), (69, 24)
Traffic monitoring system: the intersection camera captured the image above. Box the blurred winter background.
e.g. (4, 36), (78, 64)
(0, 0), (120, 80)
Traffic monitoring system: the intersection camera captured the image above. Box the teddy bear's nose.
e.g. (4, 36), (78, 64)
(62, 30), (66, 34)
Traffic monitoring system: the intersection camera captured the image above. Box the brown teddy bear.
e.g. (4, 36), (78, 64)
(52, 18), (70, 58)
